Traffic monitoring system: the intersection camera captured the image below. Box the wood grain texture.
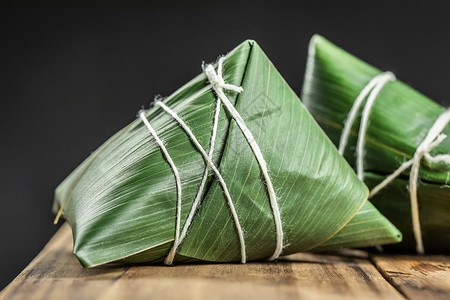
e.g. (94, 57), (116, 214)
(372, 254), (450, 300)
(0, 224), (405, 300)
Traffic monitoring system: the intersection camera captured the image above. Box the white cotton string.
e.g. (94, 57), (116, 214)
(369, 159), (413, 198)
(356, 72), (396, 180)
(204, 57), (284, 261)
(156, 100), (247, 263)
(339, 73), (391, 155)
(338, 71), (396, 180)
(164, 98), (221, 265)
(138, 110), (183, 262)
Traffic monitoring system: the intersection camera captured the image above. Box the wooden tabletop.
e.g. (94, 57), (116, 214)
(1, 224), (449, 300)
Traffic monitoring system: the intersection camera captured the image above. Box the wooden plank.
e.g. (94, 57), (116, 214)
(372, 254), (450, 300)
(0, 224), (403, 300)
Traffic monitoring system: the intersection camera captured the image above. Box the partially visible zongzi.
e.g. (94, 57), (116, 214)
(53, 40), (401, 267)
(302, 35), (450, 253)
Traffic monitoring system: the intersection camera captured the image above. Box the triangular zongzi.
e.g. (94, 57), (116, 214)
(53, 40), (401, 267)
(302, 35), (450, 253)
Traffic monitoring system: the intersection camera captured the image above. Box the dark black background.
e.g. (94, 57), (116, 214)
(1, 0), (449, 290)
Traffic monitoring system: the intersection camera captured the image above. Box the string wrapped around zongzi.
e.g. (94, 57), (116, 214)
(53, 40), (401, 267)
(302, 35), (450, 253)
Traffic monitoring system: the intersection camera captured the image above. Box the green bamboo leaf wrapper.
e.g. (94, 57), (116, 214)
(301, 35), (450, 252)
(53, 40), (401, 267)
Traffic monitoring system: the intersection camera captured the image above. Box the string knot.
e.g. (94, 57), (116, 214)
(204, 57), (243, 94)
